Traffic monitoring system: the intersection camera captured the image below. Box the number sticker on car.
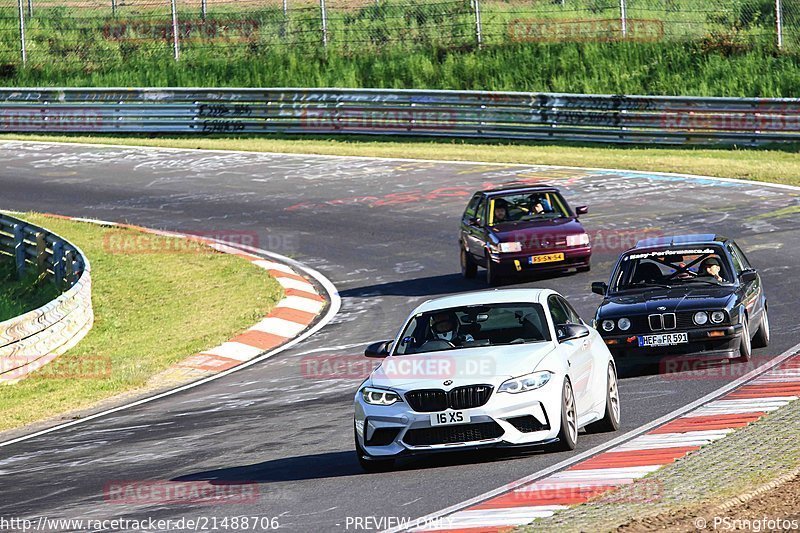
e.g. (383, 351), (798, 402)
(430, 411), (471, 426)
(529, 253), (565, 264)
(638, 333), (689, 347)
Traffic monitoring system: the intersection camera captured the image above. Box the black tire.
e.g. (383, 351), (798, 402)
(552, 379), (578, 451)
(585, 363), (621, 434)
(737, 318), (752, 363)
(752, 306), (770, 349)
(486, 253), (501, 287)
(461, 246), (478, 279)
(355, 430), (395, 473)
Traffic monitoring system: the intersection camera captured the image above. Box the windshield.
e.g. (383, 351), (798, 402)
(393, 303), (551, 355)
(488, 191), (571, 226)
(611, 246), (734, 292)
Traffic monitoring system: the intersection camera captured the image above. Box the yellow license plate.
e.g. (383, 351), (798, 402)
(530, 253), (565, 264)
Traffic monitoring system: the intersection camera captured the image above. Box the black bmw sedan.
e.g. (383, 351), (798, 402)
(591, 234), (768, 363)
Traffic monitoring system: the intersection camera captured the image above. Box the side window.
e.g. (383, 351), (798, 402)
(547, 295), (570, 326)
(728, 245), (744, 275)
(558, 297), (582, 324)
(731, 242), (752, 270)
(463, 194), (482, 220)
(474, 198), (486, 225)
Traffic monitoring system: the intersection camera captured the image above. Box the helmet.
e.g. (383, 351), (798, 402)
(699, 256), (722, 272)
(430, 312), (459, 342)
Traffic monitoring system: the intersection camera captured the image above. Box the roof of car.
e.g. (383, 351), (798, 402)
(482, 184), (560, 196)
(633, 234), (729, 250)
(412, 288), (556, 314)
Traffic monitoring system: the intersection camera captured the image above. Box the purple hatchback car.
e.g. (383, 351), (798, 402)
(459, 185), (592, 285)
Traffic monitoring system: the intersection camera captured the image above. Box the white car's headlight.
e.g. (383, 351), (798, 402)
(618, 318), (631, 331)
(566, 233), (590, 247)
(499, 242), (522, 253)
(361, 387), (402, 406)
(498, 371), (552, 394)
(693, 311), (709, 326)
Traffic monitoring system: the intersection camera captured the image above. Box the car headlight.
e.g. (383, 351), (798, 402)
(499, 242), (522, 253)
(498, 371), (552, 394)
(566, 233), (590, 247)
(693, 311), (709, 326)
(618, 318), (631, 331)
(602, 319), (615, 332)
(361, 387), (402, 406)
(711, 311), (726, 324)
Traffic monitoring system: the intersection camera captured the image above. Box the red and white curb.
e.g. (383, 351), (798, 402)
(0, 214), (340, 449)
(387, 348), (800, 533)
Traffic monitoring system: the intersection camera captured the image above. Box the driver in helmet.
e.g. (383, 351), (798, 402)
(698, 256), (725, 283)
(430, 312), (474, 345)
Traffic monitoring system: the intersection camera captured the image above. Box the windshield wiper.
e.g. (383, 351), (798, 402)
(622, 282), (673, 290)
(682, 279), (724, 286)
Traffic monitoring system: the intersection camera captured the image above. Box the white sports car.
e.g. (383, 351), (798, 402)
(354, 288), (620, 471)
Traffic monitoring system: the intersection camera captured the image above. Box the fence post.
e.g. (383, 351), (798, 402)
(283, 0), (288, 18)
(35, 232), (46, 277)
(16, 0), (26, 64)
(111, 0), (116, 17)
(13, 224), (26, 279)
(52, 241), (64, 289)
(26, 0), (32, 18)
(776, 0), (784, 50)
(320, 0), (328, 47)
(170, 0), (180, 61)
(472, 0), (482, 48)
(619, 0), (627, 37)
(201, 0), (207, 20)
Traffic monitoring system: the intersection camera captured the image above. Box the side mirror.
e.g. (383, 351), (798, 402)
(556, 323), (590, 343)
(575, 206), (589, 216)
(740, 269), (758, 284)
(592, 281), (608, 295)
(365, 340), (392, 358)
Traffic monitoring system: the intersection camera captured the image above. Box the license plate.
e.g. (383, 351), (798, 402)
(430, 411), (471, 426)
(638, 333), (689, 347)
(529, 252), (565, 265)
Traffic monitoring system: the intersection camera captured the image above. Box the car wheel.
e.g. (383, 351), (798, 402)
(485, 254), (501, 287)
(585, 363), (621, 434)
(752, 306), (770, 349)
(737, 319), (752, 363)
(552, 379), (578, 451)
(354, 429), (395, 473)
(461, 247), (478, 279)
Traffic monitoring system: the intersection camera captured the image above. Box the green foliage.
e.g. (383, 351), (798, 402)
(0, 259), (60, 322)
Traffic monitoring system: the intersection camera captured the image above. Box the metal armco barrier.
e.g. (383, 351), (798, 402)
(0, 213), (93, 383)
(1, 88), (800, 144)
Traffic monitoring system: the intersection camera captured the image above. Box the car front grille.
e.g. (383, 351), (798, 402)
(402, 422), (504, 446)
(405, 385), (493, 412)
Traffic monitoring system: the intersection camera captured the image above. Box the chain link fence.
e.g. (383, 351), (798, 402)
(0, 0), (795, 67)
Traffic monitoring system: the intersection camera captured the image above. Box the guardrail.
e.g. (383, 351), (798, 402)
(0, 88), (799, 145)
(0, 213), (93, 383)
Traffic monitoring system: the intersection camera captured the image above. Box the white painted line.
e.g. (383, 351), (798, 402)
(70, 217), (118, 226)
(252, 259), (296, 274)
(277, 295), (325, 314)
(274, 276), (316, 292)
(0, 240), (341, 449)
(546, 465), (663, 480)
(382, 342), (800, 533)
(614, 430), (733, 451)
(684, 397), (796, 417)
(201, 342), (264, 362)
(418, 506), (567, 530)
(250, 316), (309, 337)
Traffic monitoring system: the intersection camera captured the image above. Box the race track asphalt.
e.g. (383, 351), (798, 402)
(1, 141), (799, 532)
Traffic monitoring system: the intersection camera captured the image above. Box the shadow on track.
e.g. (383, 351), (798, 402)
(173, 448), (556, 484)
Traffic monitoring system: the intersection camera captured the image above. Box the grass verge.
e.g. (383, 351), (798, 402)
(2, 133), (800, 187)
(0, 260), (60, 322)
(0, 213), (283, 431)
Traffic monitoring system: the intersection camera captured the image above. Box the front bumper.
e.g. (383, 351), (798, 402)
(601, 324), (743, 362)
(354, 382), (562, 459)
(490, 246), (591, 274)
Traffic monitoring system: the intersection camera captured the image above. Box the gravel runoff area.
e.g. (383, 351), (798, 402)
(519, 392), (800, 532)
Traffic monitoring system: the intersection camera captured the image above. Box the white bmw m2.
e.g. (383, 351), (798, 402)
(354, 288), (620, 471)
